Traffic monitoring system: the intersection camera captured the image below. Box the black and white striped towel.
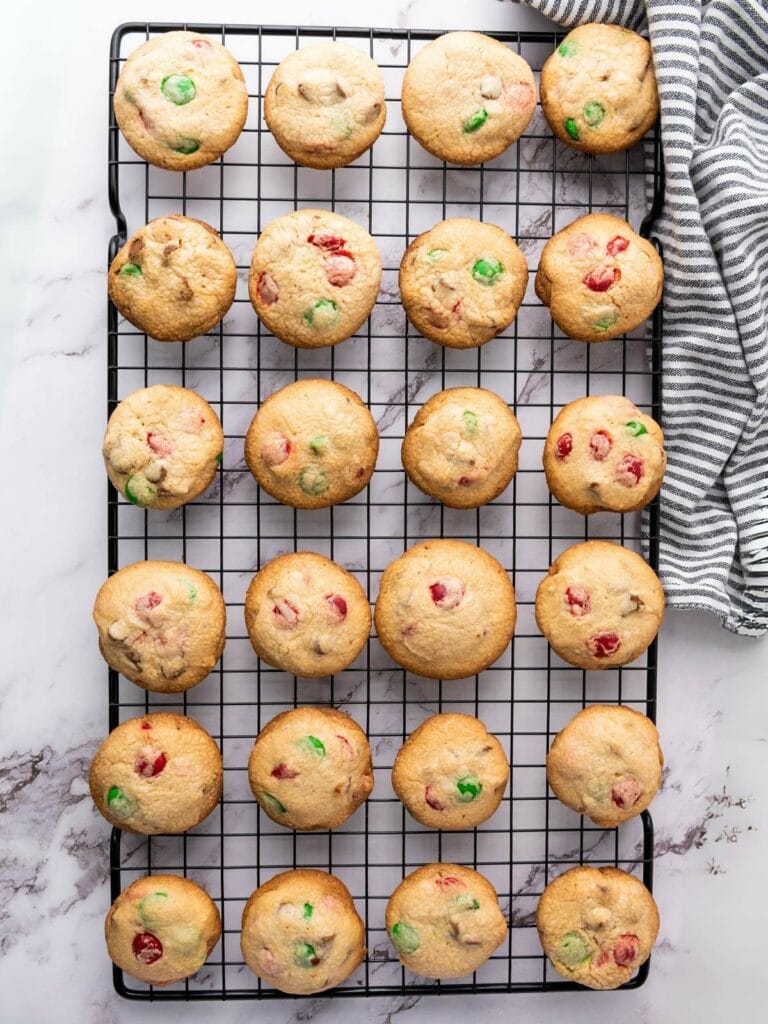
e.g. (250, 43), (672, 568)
(515, 0), (768, 635)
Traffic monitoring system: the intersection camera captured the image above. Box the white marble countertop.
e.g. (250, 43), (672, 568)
(1, 0), (766, 1021)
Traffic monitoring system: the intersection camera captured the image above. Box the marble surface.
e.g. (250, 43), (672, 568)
(1, 1), (766, 1021)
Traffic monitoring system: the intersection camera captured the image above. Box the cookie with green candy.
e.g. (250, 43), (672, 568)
(540, 24), (658, 154)
(106, 874), (221, 985)
(241, 869), (365, 994)
(113, 30), (248, 170)
(386, 864), (507, 979)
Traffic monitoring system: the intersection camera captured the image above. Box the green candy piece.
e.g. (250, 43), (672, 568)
(165, 923), (203, 957)
(124, 475), (157, 508)
(462, 409), (479, 437)
(298, 466), (329, 496)
(179, 578), (197, 604)
(471, 258), (503, 286)
(583, 101), (605, 127)
(456, 775), (482, 802)
(463, 108), (488, 134)
(261, 791), (287, 815)
(558, 40), (577, 58)
(455, 894), (480, 911)
(559, 930), (592, 968)
(594, 310), (619, 332)
(303, 902), (314, 919)
(172, 136), (200, 155)
(119, 262), (142, 277)
(331, 114), (354, 138)
(106, 785), (134, 818)
(303, 298), (338, 327)
(161, 74), (196, 105)
(625, 420), (648, 437)
(215, 452), (223, 464)
(391, 922), (419, 954)
(308, 435), (328, 456)
(427, 248), (448, 262)
(299, 735), (326, 756)
(138, 891), (169, 927)
(293, 941), (318, 967)
(564, 118), (580, 141)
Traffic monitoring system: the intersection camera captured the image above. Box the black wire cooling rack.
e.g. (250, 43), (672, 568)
(107, 22), (664, 1000)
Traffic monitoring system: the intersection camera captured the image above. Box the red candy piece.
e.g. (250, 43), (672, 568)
(615, 454), (644, 487)
(555, 433), (573, 459)
(425, 786), (446, 811)
(587, 632), (621, 658)
(272, 763), (300, 780)
(429, 577), (464, 610)
(325, 593), (348, 619)
(191, 39), (212, 48)
(134, 748), (167, 778)
(257, 272), (279, 306)
(589, 430), (613, 461)
(611, 778), (643, 809)
(458, 465), (486, 486)
(325, 251), (356, 287)
(133, 932), (163, 965)
(567, 232), (596, 259)
(607, 235), (630, 257)
(564, 585), (591, 617)
(141, 721), (151, 730)
(583, 264), (621, 292)
(451, 298), (463, 316)
(337, 734), (354, 757)
(147, 432), (172, 457)
(435, 876), (464, 888)
(135, 592), (163, 617)
(595, 950), (611, 968)
(613, 934), (639, 967)
(273, 598), (299, 628)
(506, 81), (535, 107)
(261, 434), (292, 467)
(307, 233), (346, 251)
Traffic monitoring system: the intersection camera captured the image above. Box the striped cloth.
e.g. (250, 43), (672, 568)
(515, 0), (768, 635)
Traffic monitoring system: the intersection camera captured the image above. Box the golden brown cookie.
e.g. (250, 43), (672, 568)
(399, 219), (528, 348)
(402, 387), (521, 508)
(401, 32), (536, 165)
(535, 214), (663, 342)
(241, 869), (365, 994)
(543, 395), (666, 514)
(105, 874), (221, 985)
(89, 712), (222, 834)
(113, 31), (248, 170)
(244, 379), (378, 509)
(374, 539), (516, 680)
(386, 863), (508, 979)
(93, 561), (226, 693)
(264, 41), (386, 168)
(535, 541), (665, 670)
(547, 705), (663, 827)
(392, 714), (509, 829)
(247, 706), (374, 830)
(536, 866), (660, 989)
(540, 25), (658, 154)
(108, 216), (237, 342)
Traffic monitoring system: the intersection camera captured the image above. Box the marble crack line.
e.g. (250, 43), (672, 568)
(375, 352), (441, 434)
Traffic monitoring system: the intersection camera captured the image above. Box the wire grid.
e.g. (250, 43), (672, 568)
(107, 22), (663, 1000)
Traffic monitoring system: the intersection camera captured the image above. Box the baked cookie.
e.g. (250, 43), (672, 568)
(535, 541), (664, 670)
(540, 25), (658, 154)
(247, 706), (374, 830)
(241, 869), (365, 994)
(535, 214), (663, 342)
(536, 866), (659, 989)
(89, 712), (222, 834)
(392, 714), (509, 829)
(103, 385), (223, 510)
(374, 540), (516, 680)
(544, 395), (666, 514)
(402, 387), (521, 507)
(547, 705), (663, 827)
(93, 561), (226, 693)
(113, 31), (248, 170)
(386, 863), (507, 979)
(264, 41), (386, 169)
(108, 216), (237, 342)
(244, 552), (370, 677)
(244, 379), (378, 509)
(105, 874), (221, 985)
(401, 32), (536, 165)
(249, 210), (381, 348)
(400, 219), (528, 348)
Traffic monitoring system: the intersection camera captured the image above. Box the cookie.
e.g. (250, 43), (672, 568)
(547, 705), (663, 827)
(105, 874), (221, 985)
(540, 25), (658, 154)
(401, 31), (536, 165)
(113, 31), (248, 170)
(536, 866), (659, 989)
(374, 540), (516, 680)
(89, 712), (222, 834)
(535, 541), (664, 670)
(264, 41), (386, 169)
(93, 561), (226, 693)
(103, 385), (223, 510)
(544, 395), (666, 514)
(241, 869), (365, 994)
(244, 552), (370, 677)
(392, 714), (509, 829)
(247, 706), (374, 830)
(249, 210), (382, 348)
(244, 379), (378, 509)
(399, 219), (528, 348)
(385, 863), (507, 979)
(535, 214), (663, 342)
(402, 387), (521, 508)
(108, 216), (237, 342)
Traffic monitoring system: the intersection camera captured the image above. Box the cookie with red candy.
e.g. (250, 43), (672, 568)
(543, 395), (666, 514)
(536, 866), (660, 989)
(535, 213), (662, 342)
(535, 541), (664, 671)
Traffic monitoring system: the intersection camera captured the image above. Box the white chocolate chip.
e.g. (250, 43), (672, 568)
(298, 71), (349, 106)
(144, 461), (166, 483)
(108, 620), (130, 641)
(479, 75), (502, 100)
